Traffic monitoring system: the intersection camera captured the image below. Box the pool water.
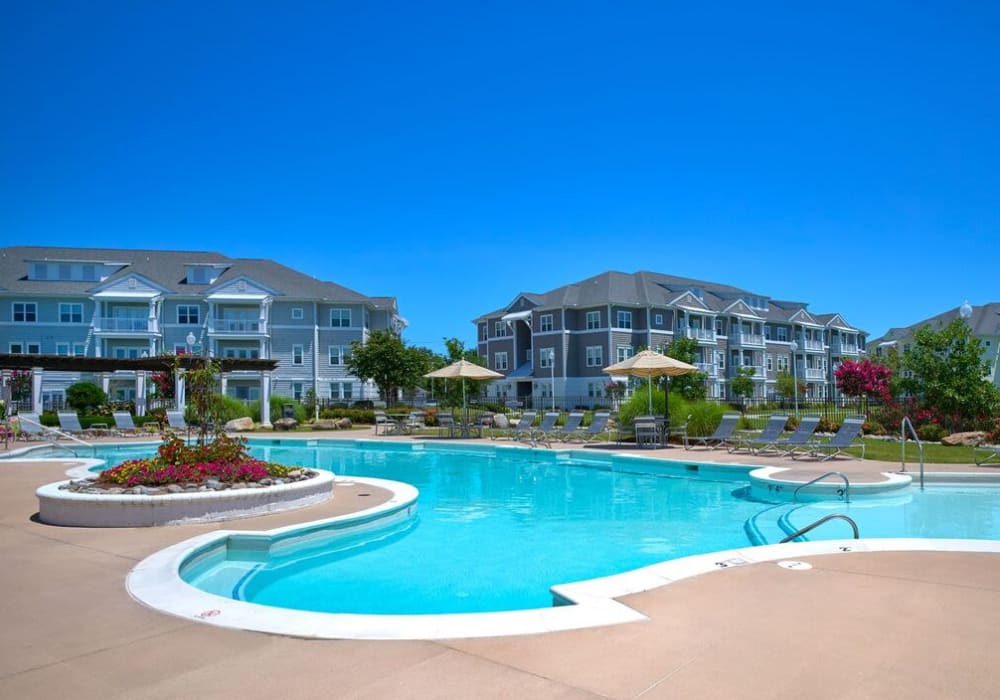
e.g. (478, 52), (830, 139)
(59, 440), (1000, 615)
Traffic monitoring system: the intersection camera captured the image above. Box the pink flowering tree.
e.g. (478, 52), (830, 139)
(834, 358), (893, 414)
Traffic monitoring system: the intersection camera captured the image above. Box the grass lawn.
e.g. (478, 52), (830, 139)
(845, 438), (978, 465)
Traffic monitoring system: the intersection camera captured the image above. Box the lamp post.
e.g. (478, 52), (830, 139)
(548, 348), (556, 411)
(185, 332), (196, 354)
(960, 299), (973, 323)
(789, 339), (799, 419)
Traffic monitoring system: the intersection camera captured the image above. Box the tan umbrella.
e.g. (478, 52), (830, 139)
(424, 360), (503, 417)
(603, 349), (699, 417)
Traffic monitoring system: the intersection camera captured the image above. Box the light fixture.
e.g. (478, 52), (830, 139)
(960, 300), (973, 321)
(789, 339), (800, 419)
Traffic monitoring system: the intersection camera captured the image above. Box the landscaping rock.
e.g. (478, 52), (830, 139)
(941, 431), (985, 446)
(224, 416), (255, 432)
(165, 484), (184, 493)
(311, 418), (347, 430)
(274, 417), (298, 431)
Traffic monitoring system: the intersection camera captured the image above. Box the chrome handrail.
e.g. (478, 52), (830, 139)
(900, 416), (925, 489)
(793, 471), (851, 503)
(19, 416), (95, 451)
(780, 514), (860, 543)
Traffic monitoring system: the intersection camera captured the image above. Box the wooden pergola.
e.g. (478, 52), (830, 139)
(0, 354), (279, 426)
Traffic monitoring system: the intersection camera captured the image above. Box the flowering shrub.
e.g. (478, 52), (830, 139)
(97, 432), (299, 486)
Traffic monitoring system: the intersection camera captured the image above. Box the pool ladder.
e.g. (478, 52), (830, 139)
(779, 472), (858, 543)
(899, 415), (925, 489)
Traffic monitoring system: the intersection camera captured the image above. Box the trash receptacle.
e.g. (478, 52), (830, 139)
(281, 403), (295, 419)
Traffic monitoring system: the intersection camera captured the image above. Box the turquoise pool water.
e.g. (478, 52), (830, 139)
(44, 440), (1000, 615)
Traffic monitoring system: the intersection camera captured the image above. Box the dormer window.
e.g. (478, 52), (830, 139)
(186, 264), (228, 285)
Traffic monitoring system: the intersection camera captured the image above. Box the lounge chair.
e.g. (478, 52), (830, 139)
(974, 443), (1000, 466)
(688, 412), (740, 449)
(15, 412), (53, 441)
(731, 414), (789, 453)
(668, 414), (692, 449)
(507, 411), (537, 442)
(165, 409), (192, 435)
(578, 411), (611, 443)
(436, 412), (457, 437)
(767, 414), (821, 456)
(57, 411), (87, 434)
(112, 411), (140, 436)
(405, 411), (426, 434)
(804, 415), (866, 461)
(373, 410), (397, 435)
(529, 412), (561, 447)
(548, 411), (585, 442)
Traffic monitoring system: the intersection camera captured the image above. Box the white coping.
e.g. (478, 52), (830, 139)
(36, 467), (336, 528)
(126, 473), (1000, 640)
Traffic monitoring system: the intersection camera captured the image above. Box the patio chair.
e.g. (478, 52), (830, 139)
(578, 411), (612, 443)
(404, 410), (426, 434)
(632, 415), (662, 448)
(112, 411), (140, 436)
(528, 412), (561, 447)
(668, 414), (692, 449)
(14, 412), (54, 441)
(804, 415), (866, 461)
(548, 411), (585, 442)
(688, 413), (740, 450)
(730, 414), (789, 453)
(165, 409), (192, 436)
(57, 411), (87, 434)
(766, 414), (821, 456)
(974, 443), (1000, 466)
(436, 412), (457, 438)
(508, 411), (538, 442)
(373, 410), (397, 435)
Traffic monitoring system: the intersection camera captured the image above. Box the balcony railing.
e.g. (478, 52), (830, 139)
(209, 319), (265, 334)
(730, 365), (765, 378)
(683, 328), (716, 342)
(831, 340), (860, 355)
(95, 317), (155, 333)
(695, 362), (718, 377)
(804, 367), (826, 380)
(801, 339), (825, 352)
(731, 333), (764, 346)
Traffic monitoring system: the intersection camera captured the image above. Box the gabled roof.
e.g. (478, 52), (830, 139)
(868, 302), (1000, 346)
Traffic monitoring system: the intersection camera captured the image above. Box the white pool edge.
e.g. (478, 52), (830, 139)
(126, 474), (1000, 640)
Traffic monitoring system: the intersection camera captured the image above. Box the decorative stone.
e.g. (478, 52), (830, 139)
(224, 416), (255, 432)
(288, 469), (303, 478)
(941, 431), (986, 446)
(166, 484), (184, 493)
(274, 417), (298, 431)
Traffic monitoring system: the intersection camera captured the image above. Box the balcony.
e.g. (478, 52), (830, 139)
(208, 318), (267, 335)
(730, 333), (764, 347)
(804, 367), (826, 381)
(801, 339), (826, 353)
(695, 362), (718, 377)
(682, 328), (716, 343)
(95, 317), (158, 333)
(831, 339), (860, 355)
(729, 365), (765, 379)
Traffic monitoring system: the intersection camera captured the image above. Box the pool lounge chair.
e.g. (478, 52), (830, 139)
(974, 443), (1000, 466)
(731, 414), (788, 454)
(165, 409), (192, 435)
(548, 411), (585, 442)
(804, 415), (866, 461)
(14, 412), (54, 441)
(529, 412), (561, 447)
(404, 411), (426, 434)
(508, 411), (538, 442)
(765, 414), (821, 456)
(578, 411), (612, 443)
(688, 413), (740, 449)
(57, 411), (87, 434)
(112, 411), (140, 436)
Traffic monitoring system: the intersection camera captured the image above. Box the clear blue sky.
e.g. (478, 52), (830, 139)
(3, 2), (997, 351)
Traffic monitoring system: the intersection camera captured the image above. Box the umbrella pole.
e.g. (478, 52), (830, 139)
(462, 378), (468, 437)
(647, 378), (653, 414)
(664, 377), (670, 427)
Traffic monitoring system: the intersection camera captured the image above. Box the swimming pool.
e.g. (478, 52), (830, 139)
(63, 439), (1000, 618)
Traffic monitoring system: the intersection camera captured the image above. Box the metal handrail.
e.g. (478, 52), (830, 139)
(793, 471), (851, 503)
(780, 514), (860, 543)
(900, 416), (925, 489)
(19, 416), (95, 451)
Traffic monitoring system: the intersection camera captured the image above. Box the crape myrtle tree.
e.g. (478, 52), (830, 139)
(899, 318), (1000, 431)
(834, 358), (892, 416)
(347, 330), (431, 407)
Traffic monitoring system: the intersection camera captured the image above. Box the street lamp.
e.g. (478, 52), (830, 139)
(548, 348), (556, 411)
(960, 299), (973, 323)
(185, 332), (196, 354)
(789, 339), (799, 419)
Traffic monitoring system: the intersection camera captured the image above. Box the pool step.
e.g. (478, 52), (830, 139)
(744, 503), (809, 545)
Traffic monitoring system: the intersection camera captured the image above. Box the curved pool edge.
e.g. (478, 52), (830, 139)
(126, 471), (1000, 639)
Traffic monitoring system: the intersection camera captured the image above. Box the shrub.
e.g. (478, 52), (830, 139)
(816, 416), (840, 434)
(319, 407), (375, 424)
(248, 396), (308, 424)
(65, 382), (107, 413)
(916, 423), (949, 442)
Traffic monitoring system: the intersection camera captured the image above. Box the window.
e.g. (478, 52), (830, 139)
(766, 354), (773, 372)
(12, 302), (37, 323)
(58, 264), (71, 279)
(777, 355), (788, 371)
(776, 326), (788, 342)
(715, 319), (725, 336)
(539, 348), (554, 368)
(292, 344), (304, 365)
(616, 310), (632, 329)
(342, 382), (353, 399)
(82, 264), (96, 281)
(654, 313), (663, 326)
(586, 311), (600, 330)
(177, 305), (200, 325)
(292, 382), (303, 401)
(494, 320), (506, 337)
(9, 342), (40, 354)
(113, 347), (140, 359)
(331, 309), (351, 327)
(494, 352), (508, 371)
(540, 314), (553, 332)
(328, 345), (348, 365)
(764, 325), (772, 340)
(616, 345), (633, 362)
(291, 307), (304, 320)
(223, 348), (260, 359)
(481, 325), (488, 341)
(586, 346), (603, 367)
(718, 353), (726, 370)
(59, 303), (83, 323)
(33, 263), (48, 280)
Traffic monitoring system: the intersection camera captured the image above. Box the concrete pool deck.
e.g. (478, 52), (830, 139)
(1, 430), (999, 698)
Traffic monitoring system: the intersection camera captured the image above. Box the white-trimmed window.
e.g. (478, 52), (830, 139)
(616, 310), (632, 329)
(716, 319), (725, 336)
(540, 314), (553, 332)
(616, 345), (634, 362)
(718, 353), (726, 370)
(55, 342), (86, 356)
(292, 382), (303, 401)
(776, 326), (788, 342)
(494, 320), (507, 337)
(586, 311), (600, 330)
(291, 307), (304, 320)
(59, 303), (83, 323)
(113, 347), (140, 359)
(331, 309), (351, 327)
(292, 344), (304, 365)
(328, 345), (349, 365)
(223, 347), (260, 359)
(12, 302), (37, 323)
(494, 352), (509, 371)
(10, 342), (41, 354)
(586, 346), (603, 367)
(654, 313), (663, 326)
(481, 325), (488, 341)
(177, 305), (200, 325)
(777, 355), (788, 371)
(539, 348), (554, 368)
(765, 354), (773, 372)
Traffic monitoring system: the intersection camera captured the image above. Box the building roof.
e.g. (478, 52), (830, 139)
(868, 302), (1000, 346)
(0, 246), (389, 306)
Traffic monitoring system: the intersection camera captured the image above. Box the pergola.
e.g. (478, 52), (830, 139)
(0, 354), (279, 427)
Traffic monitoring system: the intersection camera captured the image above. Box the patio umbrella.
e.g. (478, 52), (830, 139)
(603, 349), (699, 421)
(424, 360), (503, 421)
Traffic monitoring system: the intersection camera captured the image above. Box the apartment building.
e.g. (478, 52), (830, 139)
(869, 301), (1000, 387)
(473, 270), (866, 407)
(0, 246), (403, 406)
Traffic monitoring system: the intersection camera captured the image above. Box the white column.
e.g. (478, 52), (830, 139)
(135, 372), (147, 416)
(175, 370), (186, 412)
(101, 373), (111, 395)
(220, 373), (228, 398)
(260, 371), (272, 427)
(32, 368), (44, 414)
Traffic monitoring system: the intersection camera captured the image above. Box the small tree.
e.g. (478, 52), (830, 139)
(834, 358), (892, 415)
(65, 382), (108, 414)
(775, 371), (806, 406)
(347, 330), (430, 406)
(729, 367), (756, 411)
(665, 336), (706, 400)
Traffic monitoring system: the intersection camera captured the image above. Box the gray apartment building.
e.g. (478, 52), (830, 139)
(474, 270), (866, 407)
(0, 246), (403, 407)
